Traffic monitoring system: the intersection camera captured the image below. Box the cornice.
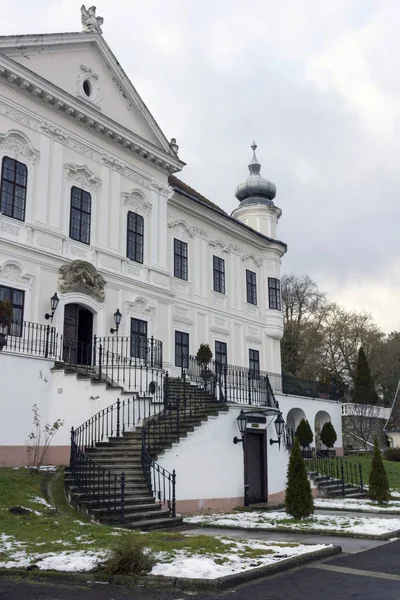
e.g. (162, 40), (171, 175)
(0, 54), (185, 175)
(0, 96), (172, 197)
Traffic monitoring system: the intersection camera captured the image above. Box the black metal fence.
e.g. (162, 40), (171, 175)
(142, 430), (176, 518)
(0, 320), (58, 358)
(305, 455), (364, 496)
(281, 373), (342, 401)
(185, 356), (279, 408)
(70, 434), (126, 523)
(95, 335), (163, 369)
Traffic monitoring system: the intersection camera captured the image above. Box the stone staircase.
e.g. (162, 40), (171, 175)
(65, 376), (229, 529)
(308, 471), (368, 499)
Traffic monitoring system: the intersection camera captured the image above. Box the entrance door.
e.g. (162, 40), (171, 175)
(63, 303), (93, 366)
(244, 431), (267, 504)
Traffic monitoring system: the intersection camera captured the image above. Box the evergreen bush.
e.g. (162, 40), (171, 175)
(295, 419), (313, 449)
(285, 437), (314, 519)
(385, 447), (400, 462)
(320, 421), (337, 448)
(0, 298), (13, 327)
(195, 343), (213, 366)
(369, 438), (390, 503)
(353, 347), (377, 405)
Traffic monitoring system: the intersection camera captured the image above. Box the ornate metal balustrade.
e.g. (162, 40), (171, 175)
(0, 319), (58, 358)
(304, 454), (364, 497)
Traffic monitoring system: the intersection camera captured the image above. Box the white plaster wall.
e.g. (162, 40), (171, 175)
(157, 404), (289, 501)
(277, 394), (343, 449)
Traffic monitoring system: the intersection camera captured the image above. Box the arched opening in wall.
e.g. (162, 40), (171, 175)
(63, 303), (94, 366)
(315, 410), (332, 450)
(286, 408), (307, 437)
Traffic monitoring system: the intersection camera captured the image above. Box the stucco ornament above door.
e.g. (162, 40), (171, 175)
(58, 260), (106, 302)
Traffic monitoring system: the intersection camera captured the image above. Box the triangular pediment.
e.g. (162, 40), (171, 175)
(0, 33), (175, 156)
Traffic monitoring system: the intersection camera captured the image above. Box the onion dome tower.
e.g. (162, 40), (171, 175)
(231, 142), (282, 238)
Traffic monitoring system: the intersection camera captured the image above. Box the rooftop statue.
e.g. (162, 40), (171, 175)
(81, 5), (104, 34)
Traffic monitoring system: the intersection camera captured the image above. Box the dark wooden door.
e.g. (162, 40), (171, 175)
(63, 303), (79, 364)
(244, 431), (267, 504)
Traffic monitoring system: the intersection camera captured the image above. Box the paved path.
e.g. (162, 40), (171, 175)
(184, 526), (393, 553)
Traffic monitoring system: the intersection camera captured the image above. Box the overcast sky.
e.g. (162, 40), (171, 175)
(1, 0), (398, 333)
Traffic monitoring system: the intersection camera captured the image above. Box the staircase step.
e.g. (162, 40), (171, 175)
(100, 508), (171, 522)
(123, 517), (183, 530)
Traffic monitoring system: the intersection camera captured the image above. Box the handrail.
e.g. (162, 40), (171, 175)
(141, 429), (176, 518)
(305, 455), (364, 496)
(70, 431), (126, 524)
(0, 319), (59, 358)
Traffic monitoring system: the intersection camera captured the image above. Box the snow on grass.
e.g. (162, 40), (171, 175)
(184, 511), (400, 536)
(153, 538), (331, 579)
(0, 532), (331, 578)
(29, 496), (54, 510)
(314, 498), (400, 513)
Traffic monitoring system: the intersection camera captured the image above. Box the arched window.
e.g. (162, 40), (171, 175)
(0, 156), (28, 221)
(127, 212), (144, 264)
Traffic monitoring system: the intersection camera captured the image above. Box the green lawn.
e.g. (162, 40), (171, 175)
(342, 455), (400, 491)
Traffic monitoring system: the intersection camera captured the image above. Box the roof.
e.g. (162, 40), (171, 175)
(168, 175), (227, 214)
(168, 176), (287, 252)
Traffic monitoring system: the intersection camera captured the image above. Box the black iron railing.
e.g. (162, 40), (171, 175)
(1, 320), (58, 358)
(142, 430), (176, 518)
(305, 455), (364, 496)
(284, 423), (294, 449)
(95, 335), (162, 369)
(61, 337), (164, 392)
(70, 432), (125, 523)
(281, 373), (342, 401)
(185, 356), (279, 408)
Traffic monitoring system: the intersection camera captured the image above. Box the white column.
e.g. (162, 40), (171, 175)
(49, 140), (64, 230)
(34, 134), (50, 225)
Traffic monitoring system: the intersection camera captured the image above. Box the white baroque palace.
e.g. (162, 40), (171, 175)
(0, 8), (342, 513)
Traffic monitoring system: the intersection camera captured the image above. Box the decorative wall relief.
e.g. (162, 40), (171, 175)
(58, 260), (106, 302)
(0, 262), (33, 287)
(64, 162), (102, 192)
(76, 64), (102, 109)
(126, 297), (155, 316)
(122, 190), (152, 214)
(241, 252), (263, 268)
(0, 130), (39, 164)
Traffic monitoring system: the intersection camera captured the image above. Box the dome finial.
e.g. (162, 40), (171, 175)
(235, 142), (276, 206)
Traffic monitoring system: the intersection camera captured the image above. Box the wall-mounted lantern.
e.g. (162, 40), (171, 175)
(233, 410), (247, 445)
(269, 413), (285, 449)
(110, 309), (122, 335)
(44, 293), (59, 322)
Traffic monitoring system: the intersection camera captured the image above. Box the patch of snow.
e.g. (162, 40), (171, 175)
(314, 498), (400, 513)
(29, 496), (54, 510)
(151, 539), (331, 579)
(19, 506), (42, 517)
(184, 511), (400, 536)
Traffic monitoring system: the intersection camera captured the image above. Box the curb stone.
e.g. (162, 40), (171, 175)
(187, 523), (400, 541)
(314, 506), (400, 516)
(0, 545), (341, 591)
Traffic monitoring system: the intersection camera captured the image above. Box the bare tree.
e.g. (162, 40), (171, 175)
(342, 403), (386, 452)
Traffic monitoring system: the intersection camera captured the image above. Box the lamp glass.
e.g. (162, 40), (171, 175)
(236, 410), (247, 435)
(50, 293), (59, 312)
(114, 309), (122, 326)
(274, 413), (285, 437)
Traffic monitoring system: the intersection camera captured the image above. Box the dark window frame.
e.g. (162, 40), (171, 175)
(0, 284), (24, 336)
(215, 340), (227, 374)
(127, 211), (144, 264)
(249, 348), (260, 379)
(175, 330), (189, 368)
(246, 269), (257, 305)
(69, 186), (91, 245)
(0, 156), (28, 222)
(268, 278), (282, 310)
(213, 255), (225, 294)
(174, 239), (188, 281)
(130, 317), (148, 360)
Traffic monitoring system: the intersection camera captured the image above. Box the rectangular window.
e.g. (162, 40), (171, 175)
(130, 318), (148, 360)
(249, 349), (260, 378)
(213, 256), (225, 294)
(0, 284), (24, 336)
(174, 239), (188, 280)
(69, 186), (91, 245)
(215, 340), (227, 374)
(246, 269), (257, 305)
(0, 156), (28, 221)
(127, 211), (144, 264)
(268, 278), (281, 310)
(175, 330), (189, 368)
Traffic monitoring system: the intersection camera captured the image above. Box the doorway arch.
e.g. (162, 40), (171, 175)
(63, 303), (94, 366)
